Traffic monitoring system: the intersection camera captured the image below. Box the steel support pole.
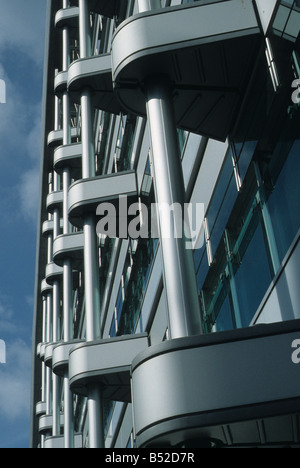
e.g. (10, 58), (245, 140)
(145, 77), (202, 339)
(87, 385), (105, 449)
(62, 16), (75, 448)
(46, 293), (53, 416)
(79, 0), (104, 447)
(52, 280), (60, 437)
(79, 0), (91, 59)
(138, 0), (161, 13)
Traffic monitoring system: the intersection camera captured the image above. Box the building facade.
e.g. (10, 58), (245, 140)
(31, 0), (300, 448)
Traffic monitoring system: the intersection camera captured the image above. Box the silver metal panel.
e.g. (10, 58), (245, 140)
(44, 343), (55, 368)
(69, 334), (149, 401)
(132, 323), (300, 446)
(54, 142), (82, 175)
(45, 262), (63, 285)
(54, 71), (68, 95)
(41, 279), (52, 295)
(36, 401), (46, 416)
(113, 0), (259, 76)
(48, 128), (78, 148)
(254, 0), (277, 34)
(39, 414), (64, 435)
(42, 220), (54, 236)
(68, 171), (138, 228)
(52, 340), (84, 376)
(55, 6), (79, 29)
(112, 0), (261, 141)
(44, 434), (83, 449)
(68, 54), (120, 113)
(46, 191), (63, 214)
(53, 232), (84, 269)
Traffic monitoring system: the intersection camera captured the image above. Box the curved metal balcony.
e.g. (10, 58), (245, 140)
(48, 128), (78, 148)
(68, 171), (138, 229)
(132, 319), (300, 448)
(55, 6), (79, 29)
(44, 343), (55, 368)
(36, 401), (46, 417)
(52, 340), (84, 377)
(112, 0), (262, 141)
(69, 334), (149, 402)
(54, 70), (68, 96)
(41, 279), (52, 296)
(45, 262), (63, 286)
(44, 434), (82, 449)
(39, 414), (64, 435)
(46, 191), (63, 215)
(42, 220), (54, 237)
(53, 232), (84, 270)
(53, 142), (82, 177)
(68, 54), (121, 113)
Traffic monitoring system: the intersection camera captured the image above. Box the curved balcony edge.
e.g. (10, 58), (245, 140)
(69, 333), (149, 402)
(45, 262), (64, 286)
(44, 343), (55, 368)
(44, 433), (83, 449)
(36, 401), (46, 417)
(68, 54), (121, 114)
(54, 142), (82, 176)
(53, 232), (84, 270)
(52, 340), (84, 377)
(55, 6), (79, 29)
(39, 414), (64, 435)
(46, 191), (63, 214)
(132, 319), (300, 448)
(48, 128), (79, 148)
(112, 0), (262, 141)
(41, 279), (52, 296)
(54, 71), (68, 96)
(68, 171), (138, 229)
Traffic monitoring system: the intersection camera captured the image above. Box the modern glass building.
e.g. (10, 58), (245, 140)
(31, 0), (300, 448)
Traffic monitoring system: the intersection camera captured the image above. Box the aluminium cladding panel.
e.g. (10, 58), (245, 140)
(52, 340), (84, 377)
(53, 142), (82, 173)
(112, 0), (261, 141)
(68, 171), (138, 227)
(112, 0), (260, 79)
(69, 334), (149, 401)
(254, 0), (278, 34)
(44, 434), (83, 449)
(53, 232), (84, 268)
(131, 320), (300, 447)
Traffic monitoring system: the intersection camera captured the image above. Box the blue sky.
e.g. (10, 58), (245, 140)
(0, 0), (47, 448)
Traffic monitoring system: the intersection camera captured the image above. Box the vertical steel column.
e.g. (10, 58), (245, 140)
(79, 0), (91, 59)
(145, 77), (202, 339)
(62, 7), (75, 448)
(46, 293), (53, 416)
(138, 0), (161, 13)
(79, 0), (104, 449)
(52, 280), (60, 437)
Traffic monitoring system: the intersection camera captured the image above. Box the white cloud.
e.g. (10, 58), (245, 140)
(0, 339), (31, 420)
(19, 166), (40, 224)
(0, 0), (46, 66)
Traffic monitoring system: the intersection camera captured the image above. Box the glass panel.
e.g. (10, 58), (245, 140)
(266, 138), (300, 262)
(232, 216), (272, 327)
